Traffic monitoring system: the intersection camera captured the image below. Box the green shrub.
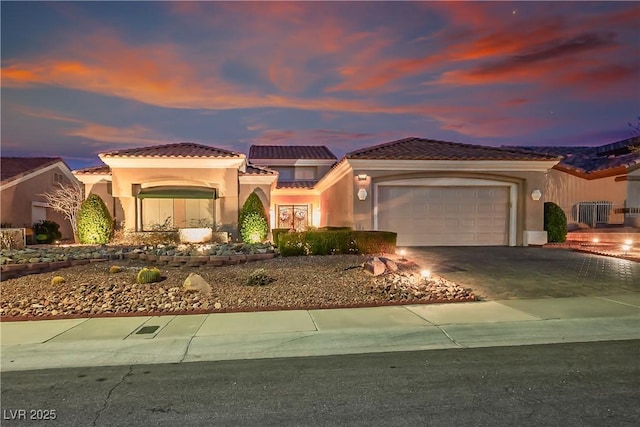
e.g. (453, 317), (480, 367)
(137, 267), (161, 284)
(246, 268), (275, 286)
(239, 192), (269, 243)
(271, 228), (290, 246)
(278, 230), (396, 256)
(77, 194), (113, 244)
(32, 220), (62, 244)
(544, 202), (567, 243)
(240, 212), (269, 244)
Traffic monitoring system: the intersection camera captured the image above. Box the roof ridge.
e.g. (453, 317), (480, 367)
(346, 137), (418, 156)
(100, 142), (242, 158)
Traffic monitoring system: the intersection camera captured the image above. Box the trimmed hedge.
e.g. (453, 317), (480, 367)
(278, 230), (396, 256)
(272, 226), (353, 246)
(544, 201), (567, 243)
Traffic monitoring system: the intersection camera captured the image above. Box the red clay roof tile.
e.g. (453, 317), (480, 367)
(100, 142), (242, 158)
(347, 137), (560, 161)
(249, 145), (337, 160)
(275, 180), (317, 189)
(1, 157), (65, 183)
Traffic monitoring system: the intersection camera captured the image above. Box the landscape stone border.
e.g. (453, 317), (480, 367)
(0, 244), (277, 281)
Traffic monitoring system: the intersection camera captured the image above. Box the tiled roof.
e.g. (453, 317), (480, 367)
(240, 164), (277, 176)
(100, 142), (242, 158)
(514, 137), (640, 175)
(347, 137), (560, 161)
(249, 145), (337, 160)
(276, 180), (317, 189)
(73, 164), (111, 175)
(1, 157), (65, 184)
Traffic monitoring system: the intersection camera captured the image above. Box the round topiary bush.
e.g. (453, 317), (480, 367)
(77, 194), (113, 244)
(239, 192), (269, 243)
(544, 201), (567, 243)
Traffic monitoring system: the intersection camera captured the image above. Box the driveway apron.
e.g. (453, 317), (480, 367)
(404, 247), (640, 300)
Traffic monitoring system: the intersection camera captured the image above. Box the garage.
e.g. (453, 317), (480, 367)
(377, 185), (510, 246)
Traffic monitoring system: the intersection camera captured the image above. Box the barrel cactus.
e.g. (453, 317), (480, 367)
(51, 276), (66, 285)
(109, 265), (123, 274)
(137, 267), (161, 284)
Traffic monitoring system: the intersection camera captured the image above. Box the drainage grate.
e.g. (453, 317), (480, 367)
(136, 326), (160, 335)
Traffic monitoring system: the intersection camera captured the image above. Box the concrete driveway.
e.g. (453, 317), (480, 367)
(405, 247), (640, 300)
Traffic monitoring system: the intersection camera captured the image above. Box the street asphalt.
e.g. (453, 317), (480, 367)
(2, 340), (639, 426)
(1, 247), (639, 372)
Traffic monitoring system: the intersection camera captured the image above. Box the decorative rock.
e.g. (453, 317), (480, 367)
(363, 257), (386, 276)
(214, 302), (222, 309)
(379, 257), (398, 272)
(183, 273), (212, 294)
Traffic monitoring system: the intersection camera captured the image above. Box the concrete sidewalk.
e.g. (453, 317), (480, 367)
(1, 294), (639, 372)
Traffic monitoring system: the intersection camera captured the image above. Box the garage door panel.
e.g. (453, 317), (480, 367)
(378, 185), (509, 246)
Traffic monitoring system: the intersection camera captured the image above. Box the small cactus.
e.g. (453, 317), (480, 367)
(109, 265), (123, 274)
(51, 276), (66, 285)
(245, 268), (274, 286)
(137, 267), (161, 284)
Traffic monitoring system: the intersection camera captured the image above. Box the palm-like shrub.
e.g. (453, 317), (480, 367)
(77, 194), (113, 244)
(239, 192), (269, 243)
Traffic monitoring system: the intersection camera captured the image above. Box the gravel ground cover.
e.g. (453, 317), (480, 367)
(0, 254), (476, 320)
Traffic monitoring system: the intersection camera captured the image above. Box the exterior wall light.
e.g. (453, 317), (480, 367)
(420, 270), (431, 279)
(622, 244), (631, 255)
(357, 174), (368, 181)
(530, 189), (542, 201)
(357, 188), (368, 201)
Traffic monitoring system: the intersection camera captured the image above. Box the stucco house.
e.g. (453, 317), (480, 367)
(0, 157), (78, 240)
(74, 138), (560, 247)
(518, 136), (640, 228)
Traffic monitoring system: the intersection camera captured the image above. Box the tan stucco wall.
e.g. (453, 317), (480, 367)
(319, 172), (354, 228)
(626, 168), (640, 226)
(109, 167), (239, 233)
(239, 184), (272, 213)
(1, 165), (76, 240)
(544, 169), (626, 224)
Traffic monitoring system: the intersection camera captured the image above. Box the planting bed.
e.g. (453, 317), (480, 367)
(0, 253), (476, 320)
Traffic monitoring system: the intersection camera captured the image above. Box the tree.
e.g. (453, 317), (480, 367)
(77, 193), (113, 244)
(39, 181), (84, 242)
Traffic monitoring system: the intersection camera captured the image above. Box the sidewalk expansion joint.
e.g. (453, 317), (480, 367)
(43, 318), (90, 344)
(436, 326), (465, 349)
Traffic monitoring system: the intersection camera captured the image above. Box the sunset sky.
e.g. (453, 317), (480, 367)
(2, 1), (639, 170)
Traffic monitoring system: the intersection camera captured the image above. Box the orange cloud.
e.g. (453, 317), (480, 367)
(17, 107), (170, 146)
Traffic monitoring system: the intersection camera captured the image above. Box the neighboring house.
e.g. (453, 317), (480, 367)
(74, 138), (559, 247)
(0, 157), (78, 240)
(517, 137), (640, 228)
(248, 145), (337, 230)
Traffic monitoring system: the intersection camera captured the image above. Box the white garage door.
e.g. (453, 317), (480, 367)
(378, 186), (509, 246)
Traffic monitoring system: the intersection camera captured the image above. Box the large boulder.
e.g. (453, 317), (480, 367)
(183, 273), (212, 294)
(363, 257), (386, 276)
